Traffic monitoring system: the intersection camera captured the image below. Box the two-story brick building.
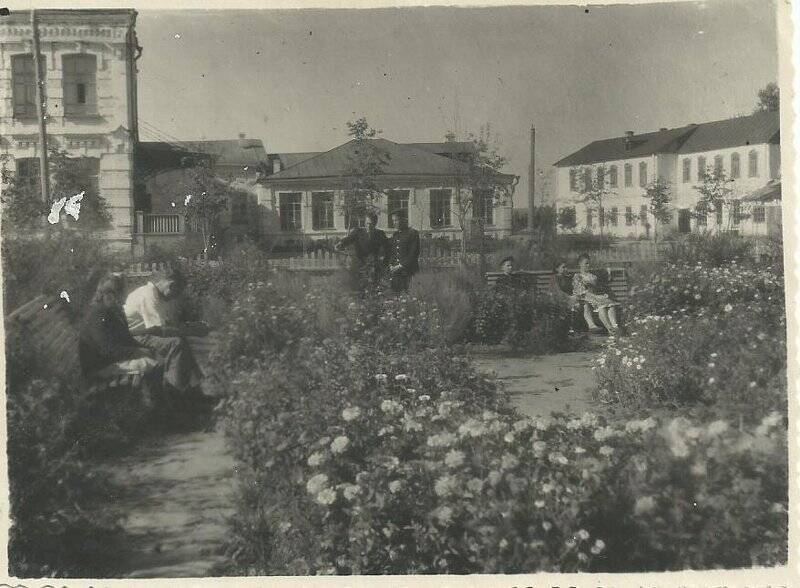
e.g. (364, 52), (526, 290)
(553, 110), (781, 238)
(261, 138), (516, 244)
(0, 9), (141, 248)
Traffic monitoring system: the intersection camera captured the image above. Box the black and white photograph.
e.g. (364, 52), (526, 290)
(0, 0), (794, 583)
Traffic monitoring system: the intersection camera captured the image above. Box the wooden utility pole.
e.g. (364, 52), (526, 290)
(528, 126), (535, 235)
(31, 10), (50, 204)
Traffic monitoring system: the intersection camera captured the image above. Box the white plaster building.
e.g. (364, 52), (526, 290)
(0, 9), (141, 248)
(553, 111), (781, 239)
(262, 139), (516, 244)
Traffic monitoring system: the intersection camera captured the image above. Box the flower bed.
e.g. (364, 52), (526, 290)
(596, 263), (787, 422)
(214, 283), (787, 574)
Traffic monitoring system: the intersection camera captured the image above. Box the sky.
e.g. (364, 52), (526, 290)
(134, 1), (778, 207)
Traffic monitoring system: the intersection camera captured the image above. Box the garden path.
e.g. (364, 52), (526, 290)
(472, 347), (599, 418)
(102, 425), (237, 578)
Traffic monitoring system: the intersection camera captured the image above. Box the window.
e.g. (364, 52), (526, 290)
(695, 202), (707, 226)
(731, 153), (741, 179)
(344, 193), (366, 229)
(66, 157), (100, 198)
(598, 207), (605, 227)
(12, 54), (37, 118)
(429, 189), (451, 228)
(639, 204), (648, 225)
(583, 168), (593, 192)
(586, 208), (593, 228)
(697, 156), (706, 181)
(312, 191), (334, 230)
(596, 167), (605, 187)
(682, 158), (691, 183)
(748, 150), (759, 177)
(625, 206), (634, 226)
(732, 200), (742, 226)
(63, 54), (97, 116)
(609, 165), (618, 188)
(714, 200), (723, 225)
(15, 157), (40, 191)
(638, 162), (647, 187)
(753, 206), (766, 224)
(473, 189), (494, 226)
(387, 190), (410, 228)
(609, 206), (618, 227)
(624, 164), (632, 187)
(714, 155), (723, 175)
(279, 192), (302, 231)
(569, 169), (579, 192)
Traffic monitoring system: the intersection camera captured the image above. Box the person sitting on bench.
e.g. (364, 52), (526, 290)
(548, 260), (579, 310)
(572, 253), (621, 334)
(124, 267), (205, 399)
(79, 273), (159, 380)
(494, 256), (526, 291)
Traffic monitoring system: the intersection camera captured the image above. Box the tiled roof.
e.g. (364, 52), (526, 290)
(273, 152), (321, 168)
(137, 139), (268, 168)
(405, 141), (479, 155)
(555, 111), (780, 167)
(265, 138), (514, 181)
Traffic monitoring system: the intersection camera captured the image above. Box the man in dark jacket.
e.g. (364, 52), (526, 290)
(388, 209), (421, 293)
(335, 210), (389, 292)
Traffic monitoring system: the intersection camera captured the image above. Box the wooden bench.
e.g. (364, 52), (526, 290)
(5, 294), (219, 397)
(485, 267), (630, 304)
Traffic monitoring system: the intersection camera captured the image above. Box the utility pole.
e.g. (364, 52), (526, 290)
(528, 125), (536, 240)
(31, 10), (50, 204)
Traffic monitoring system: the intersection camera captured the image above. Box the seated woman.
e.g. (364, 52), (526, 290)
(548, 260), (578, 309)
(572, 253), (621, 334)
(79, 273), (160, 381)
(495, 256), (525, 291)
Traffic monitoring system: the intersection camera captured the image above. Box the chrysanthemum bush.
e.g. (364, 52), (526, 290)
(595, 262), (787, 422)
(212, 281), (787, 574)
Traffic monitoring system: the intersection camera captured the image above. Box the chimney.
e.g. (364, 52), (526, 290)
(528, 125), (536, 234)
(624, 130), (634, 150)
(272, 157), (282, 174)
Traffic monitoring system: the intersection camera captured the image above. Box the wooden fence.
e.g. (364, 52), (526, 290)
(271, 250), (481, 271)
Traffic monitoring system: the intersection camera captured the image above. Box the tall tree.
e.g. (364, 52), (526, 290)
(754, 82), (780, 113)
(642, 177), (672, 243)
(693, 165), (747, 231)
(450, 125), (517, 261)
(341, 118), (390, 229)
(181, 157), (234, 257)
(572, 163), (617, 237)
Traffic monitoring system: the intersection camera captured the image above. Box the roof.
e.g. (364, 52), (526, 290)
(405, 142), (479, 155)
(137, 139), (268, 168)
(677, 110), (780, 154)
(273, 152), (322, 168)
(555, 110), (780, 167)
(265, 137), (514, 182)
(742, 179), (781, 203)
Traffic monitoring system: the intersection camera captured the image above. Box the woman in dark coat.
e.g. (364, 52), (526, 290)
(78, 273), (157, 380)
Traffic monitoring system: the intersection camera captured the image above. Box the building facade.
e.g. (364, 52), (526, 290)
(262, 139), (516, 244)
(0, 9), (141, 248)
(554, 111), (781, 239)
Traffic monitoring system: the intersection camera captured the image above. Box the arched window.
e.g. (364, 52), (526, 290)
(609, 165), (618, 188)
(713, 155), (723, 174)
(697, 156), (706, 180)
(12, 54), (36, 118)
(583, 168), (593, 192)
(730, 153), (741, 179)
(63, 54), (97, 116)
(638, 162), (648, 187)
(748, 150), (759, 177)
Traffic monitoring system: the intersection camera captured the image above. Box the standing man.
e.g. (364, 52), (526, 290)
(388, 209), (421, 293)
(335, 209), (389, 293)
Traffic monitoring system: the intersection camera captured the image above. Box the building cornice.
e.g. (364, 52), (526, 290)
(263, 173), (517, 190)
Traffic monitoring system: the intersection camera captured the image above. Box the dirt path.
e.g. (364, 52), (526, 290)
(472, 349), (599, 418)
(103, 426), (237, 578)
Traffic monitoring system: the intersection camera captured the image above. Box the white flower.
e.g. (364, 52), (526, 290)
(306, 473), (329, 495)
(388, 480), (402, 494)
(542, 521), (552, 531)
(330, 435), (350, 454)
(307, 452), (325, 467)
(504, 432), (515, 443)
(378, 426), (395, 437)
(534, 499), (545, 508)
(591, 539), (606, 554)
(488, 470), (502, 486)
(342, 484), (361, 501)
(316, 488), (337, 506)
(435, 506), (453, 524)
(380, 399), (403, 414)
(444, 450), (466, 468)
(499, 539), (509, 550)
(634, 495), (656, 516)
(513, 419), (531, 432)
(691, 461), (707, 477)
(466, 478), (484, 493)
(418, 394), (431, 402)
(435, 475), (458, 497)
(458, 419), (487, 438)
(341, 406), (361, 422)
(574, 446), (586, 455)
(577, 529), (590, 541)
(394, 374), (409, 381)
(501, 453), (518, 470)
(374, 373), (388, 383)
(426, 432), (457, 448)
(706, 420), (729, 437)
(533, 441), (547, 454)
(599, 445), (614, 457)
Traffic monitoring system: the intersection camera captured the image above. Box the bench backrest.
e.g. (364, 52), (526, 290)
(6, 294), (80, 379)
(485, 268), (630, 302)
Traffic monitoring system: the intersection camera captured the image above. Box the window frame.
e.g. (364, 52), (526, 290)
(473, 188), (494, 226)
(62, 53), (98, 117)
(569, 169), (579, 192)
(713, 155), (723, 175)
(697, 156), (707, 181)
(429, 188), (452, 229)
(279, 192), (303, 231)
(387, 190), (411, 228)
(609, 206), (618, 227)
(638, 162), (648, 188)
(682, 158), (691, 183)
(311, 191), (335, 230)
(609, 165), (618, 188)
(752, 205), (766, 224)
(625, 206), (634, 226)
(748, 150), (759, 178)
(15, 157), (40, 191)
(12, 54), (37, 119)
(730, 152), (741, 179)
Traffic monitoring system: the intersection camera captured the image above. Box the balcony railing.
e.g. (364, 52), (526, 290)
(135, 212), (183, 234)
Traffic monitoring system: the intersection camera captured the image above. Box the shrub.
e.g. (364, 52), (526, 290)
(215, 290), (787, 574)
(664, 232), (755, 266)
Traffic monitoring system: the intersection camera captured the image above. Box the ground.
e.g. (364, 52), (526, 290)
(102, 348), (599, 578)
